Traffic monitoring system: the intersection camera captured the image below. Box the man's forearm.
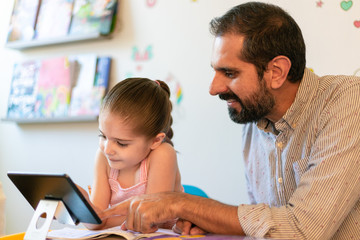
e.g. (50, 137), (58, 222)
(173, 193), (245, 235)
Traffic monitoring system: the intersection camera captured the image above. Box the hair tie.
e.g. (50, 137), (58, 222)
(155, 80), (160, 86)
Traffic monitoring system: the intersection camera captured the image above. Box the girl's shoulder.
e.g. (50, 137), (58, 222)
(154, 141), (176, 153)
(157, 141), (176, 150)
(148, 142), (176, 163)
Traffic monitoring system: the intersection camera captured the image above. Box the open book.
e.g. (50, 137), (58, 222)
(47, 226), (178, 240)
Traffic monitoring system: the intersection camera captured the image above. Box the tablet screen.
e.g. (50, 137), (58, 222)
(7, 172), (102, 224)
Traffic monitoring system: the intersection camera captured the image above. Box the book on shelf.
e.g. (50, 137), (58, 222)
(5, 0), (118, 49)
(35, 0), (75, 40)
(34, 56), (72, 118)
(91, 56), (111, 114)
(69, 54), (99, 116)
(47, 226), (178, 240)
(6, 55), (111, 122)
(7, 60), (41, 119)
(7, 0), (41, 42)
(69, 0), (118, 36)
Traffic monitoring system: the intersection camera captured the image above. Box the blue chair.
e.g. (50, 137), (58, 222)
(183, 184), (209, 198)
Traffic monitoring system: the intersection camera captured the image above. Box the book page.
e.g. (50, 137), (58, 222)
(47, 227), (178, 240)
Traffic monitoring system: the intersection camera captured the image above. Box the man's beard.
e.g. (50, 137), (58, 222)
(219, 79), (275, 124)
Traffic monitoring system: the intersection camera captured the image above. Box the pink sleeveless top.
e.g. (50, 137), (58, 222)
(108, 158), (148, 206)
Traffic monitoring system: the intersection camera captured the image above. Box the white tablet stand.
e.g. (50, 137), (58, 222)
(24, 199), (76, 240)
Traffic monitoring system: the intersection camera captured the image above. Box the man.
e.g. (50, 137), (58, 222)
(102, 2), (360, 239)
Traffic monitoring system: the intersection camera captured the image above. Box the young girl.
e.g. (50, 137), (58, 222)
(85, 77), (183, 229)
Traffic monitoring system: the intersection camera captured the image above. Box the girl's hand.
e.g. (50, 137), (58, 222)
(76, 184), (90, 201)
(76, 184), (105, 229)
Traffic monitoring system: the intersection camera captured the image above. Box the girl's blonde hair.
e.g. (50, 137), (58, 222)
(101, 78), (174, 145)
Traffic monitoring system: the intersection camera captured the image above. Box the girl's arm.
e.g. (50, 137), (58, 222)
(145, 142), (182, 229)
(81, 149), (109, 229)
(84, 149), (126, 229)
(146, 142), (182, 194)
(90, 149), (111, 208)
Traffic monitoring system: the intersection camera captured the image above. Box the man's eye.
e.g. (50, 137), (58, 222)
(225, 71), (234, 78)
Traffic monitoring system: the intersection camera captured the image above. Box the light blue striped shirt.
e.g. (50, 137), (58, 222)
(239, 69), (360, 239)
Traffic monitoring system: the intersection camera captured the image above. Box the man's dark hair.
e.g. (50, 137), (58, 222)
(209, 2), (306, 82)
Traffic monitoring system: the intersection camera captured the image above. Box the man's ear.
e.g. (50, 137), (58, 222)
(150, 132), (166, 149)
(268, 56), (291, 89)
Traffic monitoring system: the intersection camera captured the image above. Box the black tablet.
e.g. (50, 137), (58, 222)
(7, 172), (102, 225)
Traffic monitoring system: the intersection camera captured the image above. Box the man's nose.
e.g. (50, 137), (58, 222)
(209, 73), (227, 96)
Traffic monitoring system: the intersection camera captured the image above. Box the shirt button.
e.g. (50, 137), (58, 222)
(277, 142), (283, 149)
(278, 178), (283, 184)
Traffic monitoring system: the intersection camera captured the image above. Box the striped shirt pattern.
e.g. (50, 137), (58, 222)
(238, 69), (360, 239)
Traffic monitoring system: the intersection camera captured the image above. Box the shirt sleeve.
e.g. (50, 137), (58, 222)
(238, 81), (360, 239)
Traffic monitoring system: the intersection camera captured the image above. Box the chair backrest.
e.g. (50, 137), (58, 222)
(182, 184), (209, 198)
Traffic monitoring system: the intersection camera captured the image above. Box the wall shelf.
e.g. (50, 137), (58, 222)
(5, 33), (112, 50)
(1, 116), (98, 124)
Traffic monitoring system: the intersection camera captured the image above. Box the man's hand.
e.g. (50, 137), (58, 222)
(103, 192), (183, 233)
(173, 219), (206, 235)
(102, 192), (243, 235)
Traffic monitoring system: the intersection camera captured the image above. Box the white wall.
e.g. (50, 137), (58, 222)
(0, 0), (359, 235)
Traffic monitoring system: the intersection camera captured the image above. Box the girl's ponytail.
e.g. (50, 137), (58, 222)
(156, 80), (174, 146)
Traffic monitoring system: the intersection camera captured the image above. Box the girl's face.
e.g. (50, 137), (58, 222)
(98, 110), (155, 171)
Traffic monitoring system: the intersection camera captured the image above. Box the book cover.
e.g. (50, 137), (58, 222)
(7, 60), (41, 119)
(34, 56), (72, 118)
(91, 56), (111, 114)
(7, 0), (41, 42)
(35, 0), (75, 40)
(69, 0), (117, 36)
(69, 56), (111, 116)
(68, 54), (98, 116)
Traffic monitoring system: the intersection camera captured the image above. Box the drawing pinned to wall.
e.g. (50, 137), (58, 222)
(340, 0), (353, 11)
(354, 20), (360, 28)
(132, 45), (153, 61)
(165, 73), (183, 106)
(316, 0), (324, 7)
(338, 0), (359, 29)
(132, 45), (153, 72)
(146, 0), (156, 7)
(125, 44), (185, 118)
(124, 72), (134, 78)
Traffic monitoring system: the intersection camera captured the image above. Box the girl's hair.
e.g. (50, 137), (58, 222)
(101, 77), (174, 146)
